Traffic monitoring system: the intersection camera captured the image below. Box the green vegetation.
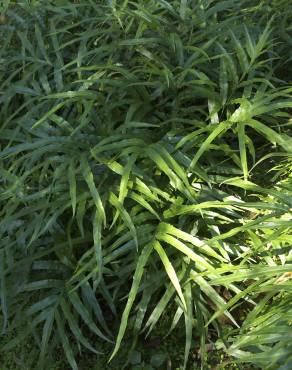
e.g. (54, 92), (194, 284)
(0, 1), (292, 369)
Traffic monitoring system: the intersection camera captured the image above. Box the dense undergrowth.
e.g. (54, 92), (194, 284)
(0, 1), (292, 369)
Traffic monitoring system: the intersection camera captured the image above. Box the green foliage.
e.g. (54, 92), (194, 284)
(0, 0), (291, 369)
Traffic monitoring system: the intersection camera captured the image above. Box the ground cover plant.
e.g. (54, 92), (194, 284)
(0, 0), (292, 369)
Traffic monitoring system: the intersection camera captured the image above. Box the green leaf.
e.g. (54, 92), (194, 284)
(68, 159), (77, 216)
(110, 242), (153, 360)
(130, 191), (161, 220)
(154, 241), (187, 310)
(81, 156), (106, 225)
(69, 292), (111, 342)
(189, 121), (232, 169)
(183, 282), (192, 370)
(0, 250), (8, 333)
(180, 0), (187, 20)
(32, 102), (66, 129)
(112, 154), (136, 225)
(109, 192), (138, 248)
(219, 56), (228, 104)
(238, 122), (248, 180)
(39, 310), (54, 368)
(246, 119), (292, 153)
(144, 281), (176, 335)
(55, 310), (78, 370)
(93, 211), (103, 284)
(60, 298), (100, 354)
(156, 232), (218, 272)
